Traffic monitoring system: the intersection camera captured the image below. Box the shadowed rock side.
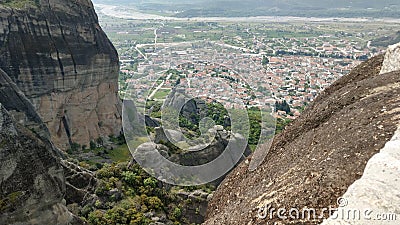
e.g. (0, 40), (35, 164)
(205, 54), (400, 224)
(0, 0), (122, 150)
(0, 68), (50, 140)
(0, 67), (82, 224)
(164, 88), (206, 124)
(0, 103), (80, 225)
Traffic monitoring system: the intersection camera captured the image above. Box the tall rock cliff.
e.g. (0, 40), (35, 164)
(0, 0), (122, 150)
(0, 0), (121, 223)
(0, 66), (78, 224)
(205, 49), (400, 224)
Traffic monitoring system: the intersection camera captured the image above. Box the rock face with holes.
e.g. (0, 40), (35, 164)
(205, 52), (400, 224)
(0, 0), (122, 150)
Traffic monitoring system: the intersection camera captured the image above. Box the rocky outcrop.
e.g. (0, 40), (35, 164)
(176, 190), (212, 224)
(321, 128), (400, 225)
(62, 160), (97, 206)
(380, 43), (400, 74)
(164, 88), (206, 124)
(0, 0), (121, 223)
(134, 126), (251, 187)
(0, 62), (83, 224)
(168, 126), (251, 167)
(0, 103), (78, 225)
(0, 68), (51, 140)
(205, 54), (400, 224)
(0, 0), (122, 150)
(154, 127), (185, 144)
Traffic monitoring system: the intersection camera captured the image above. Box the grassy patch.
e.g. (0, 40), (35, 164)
(107, 144), (132, 162)
(153, 89), (171, 99)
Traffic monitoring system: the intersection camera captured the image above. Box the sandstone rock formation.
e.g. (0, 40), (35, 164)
(134, 126), (251, 187)
(380, 43), (400, 74)
(0, 68), (51, 141)
(205, 54), (400, 224)
(0, 0), (122, 150)
(0, 40), (85, 224)
(0, 0), (121, 223)
(0, 103), (79, 225)
(321, 128), (400, 225)
(164, 88), (206, 124)
(319, 43), (400, 225)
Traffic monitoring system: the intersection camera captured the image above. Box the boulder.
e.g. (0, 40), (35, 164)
(380, 43), (400, 74)
(154, 127), (185, 144)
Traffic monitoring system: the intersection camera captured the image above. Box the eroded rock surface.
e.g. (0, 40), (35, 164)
(380, 43), (400, 74)
(134, 126), (251, 187)
(319, 44), (400, 225)
(0, 0), (121, 223)
(0, 0), (122, 150)
(321, 128), (400, 225)
(62, 160), (97, 206)
(0, 68), (51, 141)
(0, 103), (79, 225)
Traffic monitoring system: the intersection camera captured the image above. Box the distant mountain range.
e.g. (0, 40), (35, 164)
(93, 0), (400, 18)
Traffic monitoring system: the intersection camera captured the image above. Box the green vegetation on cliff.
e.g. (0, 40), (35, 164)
(75, 162), (214, 225)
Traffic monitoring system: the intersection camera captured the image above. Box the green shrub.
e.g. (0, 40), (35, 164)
(143, 177), (157, 188)
(146, 196), (163, 209)
(90, 140), (97, 150)
(172, 207), (182, 219)
(122, 171), (142, 186)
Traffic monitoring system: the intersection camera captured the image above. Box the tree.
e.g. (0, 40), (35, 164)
(275, 100), (291, 114)
(90, 140), (97, 150)
(262, 56), (270, 66)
